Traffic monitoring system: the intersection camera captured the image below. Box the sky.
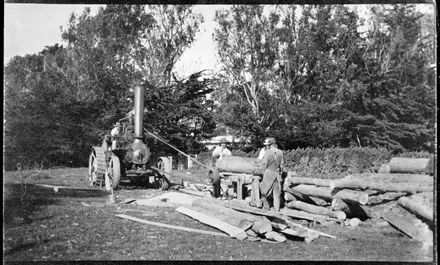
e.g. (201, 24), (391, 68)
(3, 4), (227, 76)
(4, 4), (435, 76)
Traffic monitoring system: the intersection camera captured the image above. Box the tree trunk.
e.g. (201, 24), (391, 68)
(286, 184), (369, 205)
(285, 175), (332, 187)
(339, 173), (433, 183)
(330, 179), (432, 194)
(286, 201), (346, 220)
(389, 157), (432, 174)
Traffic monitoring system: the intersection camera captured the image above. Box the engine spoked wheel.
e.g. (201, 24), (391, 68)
(88, 151), (98, 186)
(105, 155), (121, 191)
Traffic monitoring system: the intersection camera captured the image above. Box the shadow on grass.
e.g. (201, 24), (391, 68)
(3, 241), (39, 256)
(3, 183), (108, 228)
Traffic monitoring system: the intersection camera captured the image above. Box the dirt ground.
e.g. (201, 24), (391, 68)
(2, 167), (435, 262)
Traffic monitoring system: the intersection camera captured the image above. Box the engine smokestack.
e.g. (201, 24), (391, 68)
(134, 83), (144, 139)
(131, 82), (150, 164)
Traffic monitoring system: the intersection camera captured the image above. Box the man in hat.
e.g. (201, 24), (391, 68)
(110, 122), (121, 150)
(259, 137), (283, 211)
(212, 139), (232, 166)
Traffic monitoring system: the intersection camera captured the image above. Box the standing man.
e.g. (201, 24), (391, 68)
(110, 122), (121, 150)
(212, 139), (232, 166)
(260, 137), (283, 211)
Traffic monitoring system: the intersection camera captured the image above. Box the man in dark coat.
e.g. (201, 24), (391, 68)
(259, 137), (283, 211)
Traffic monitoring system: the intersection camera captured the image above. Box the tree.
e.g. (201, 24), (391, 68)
(338, 5), (436, 152)
(214, 5), (280, 119)
(213, 4), (435, 152)
(4, 5), (213, 169)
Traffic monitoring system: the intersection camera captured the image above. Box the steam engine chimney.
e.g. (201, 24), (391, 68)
(134, 83), (144, 139)
(131, 83), (150, 164)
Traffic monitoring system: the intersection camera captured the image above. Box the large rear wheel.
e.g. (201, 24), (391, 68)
(105, 155), (121, 191)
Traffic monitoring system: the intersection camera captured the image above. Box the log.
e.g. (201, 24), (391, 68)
(308, 196), (328, 206)
(398, 197), (433, 222)
(251, 220), (273, 235)
(285, 175), (332, 187)
(286, 201), (346, 220)
(284, 190), (327, 206)
(271, 221), (288, 231)
(286, 184), (369, 205)
(287, 221), (336, 239)
(284, 192), (298, 202)
(279, 208), (338, 223)
(215, 156), (265, 175)
(115, 214), (228, 237)
(366, 192), (407, 205)
(175, 206), (248, 240)
(389, 157), (432, 174)
(330, 179), (432, 194)
(349, 218), (361, 227)
(212, 199), (336, 238)
(331, 198), (372, 218)
(338, 173), (433, 183)
(245, 229), (261, 241)
(270, 220), (315, 241)
(264, 231), (287, 242)
(246, 229), (258, 237)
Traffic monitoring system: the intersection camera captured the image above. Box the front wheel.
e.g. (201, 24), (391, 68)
(105, 155), (121, 191)
(88, 152), (98, 186)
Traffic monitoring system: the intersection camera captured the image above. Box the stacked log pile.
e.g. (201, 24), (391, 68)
(129, 156), (433, 244)
(175, 197), (336, 243)
(283, 157), (434, 242)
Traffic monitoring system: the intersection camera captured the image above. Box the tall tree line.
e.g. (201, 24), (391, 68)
(3, 4), (436, 170)
(213, 4), (436, 152)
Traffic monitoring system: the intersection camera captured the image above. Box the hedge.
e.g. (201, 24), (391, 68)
(193, 147), (431, 179)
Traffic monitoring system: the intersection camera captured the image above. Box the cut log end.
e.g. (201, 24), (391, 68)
(335, 211), (347, 220)
(359, 193), (369, 205)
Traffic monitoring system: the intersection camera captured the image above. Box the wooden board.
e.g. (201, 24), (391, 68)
(115, 214), (228, 237)
(176, 206), (248, 240)
(398, 197), (433, 222)
(379, 211), (421, 239)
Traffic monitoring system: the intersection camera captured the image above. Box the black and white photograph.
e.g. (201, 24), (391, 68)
(3, 2), (437, 262)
